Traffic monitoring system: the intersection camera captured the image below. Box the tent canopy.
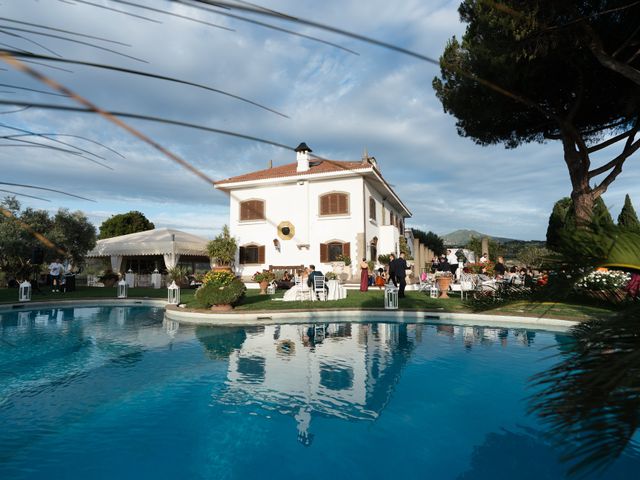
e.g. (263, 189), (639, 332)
(87, 228), (210, 257)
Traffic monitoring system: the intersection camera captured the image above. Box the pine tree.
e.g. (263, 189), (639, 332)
(618, 194), (640, 232)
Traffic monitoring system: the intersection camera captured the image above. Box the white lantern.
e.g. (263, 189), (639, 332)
(167, 281), (180, 305)
(125, 268), (135, 288)
(151, 268), (162, 289)
(384, 284), (399, 310)
(19, 281), (32, 302)
(117, 279), (128, 298)
(430, 284), (439, 298)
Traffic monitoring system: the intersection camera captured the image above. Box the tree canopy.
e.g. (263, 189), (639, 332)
(99, 211), (155, 239)
(546, 196), (613, 250)
(617, 194), (640, 232)
(412, 229), (446, 256)
(0, 196), (96, 280)
(433, 0), (640, 225)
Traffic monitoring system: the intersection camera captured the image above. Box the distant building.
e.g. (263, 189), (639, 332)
(214, 143), (411, 277)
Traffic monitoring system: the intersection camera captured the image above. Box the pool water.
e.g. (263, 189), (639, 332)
(0, 306), (638, 479)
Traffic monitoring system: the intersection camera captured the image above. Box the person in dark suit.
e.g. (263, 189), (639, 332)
(394, 252), (409, 297)
(306, 265), (323, 287)
(387, 254), (397, 286)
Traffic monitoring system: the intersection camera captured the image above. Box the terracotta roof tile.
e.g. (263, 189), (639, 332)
(215, 160), (370, 186)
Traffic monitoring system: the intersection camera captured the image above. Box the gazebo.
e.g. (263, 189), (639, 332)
(86, 228), (211, 274)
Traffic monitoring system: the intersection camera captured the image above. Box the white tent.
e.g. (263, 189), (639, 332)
(86, 228), (210, 271)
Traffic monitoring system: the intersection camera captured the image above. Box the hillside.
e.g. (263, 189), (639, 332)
(441, 229), (520, 246)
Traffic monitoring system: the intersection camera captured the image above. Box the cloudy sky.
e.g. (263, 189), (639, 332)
(1, 0), (639, 241)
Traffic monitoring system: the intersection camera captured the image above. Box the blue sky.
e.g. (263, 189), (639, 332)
(1, 0), (639, 241)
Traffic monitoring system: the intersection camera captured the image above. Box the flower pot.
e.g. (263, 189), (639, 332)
(259, 280), (269, 294)
(213, 266), (233, 273)
(584, 288), (626, 304)
(436, 276), (452, 298)
(210, 304), (233, 312)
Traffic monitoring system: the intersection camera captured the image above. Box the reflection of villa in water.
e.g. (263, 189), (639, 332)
(217, 323), (416, 445)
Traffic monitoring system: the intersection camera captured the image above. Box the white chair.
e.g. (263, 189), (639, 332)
(459, 273), (475, 300)
(313, 275), (326, 301)
(294, 275), (311, 301)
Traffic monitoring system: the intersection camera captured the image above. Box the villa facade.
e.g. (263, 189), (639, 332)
(214, 143), (412, 277)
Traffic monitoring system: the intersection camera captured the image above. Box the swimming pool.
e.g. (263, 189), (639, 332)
(1, 306), (638, 479)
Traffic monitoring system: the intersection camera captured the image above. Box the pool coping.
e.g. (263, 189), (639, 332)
(0, 299), (578, 332)
(164, 305), (577, 332)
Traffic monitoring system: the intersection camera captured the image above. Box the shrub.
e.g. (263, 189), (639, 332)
(195, 275), (246, 307)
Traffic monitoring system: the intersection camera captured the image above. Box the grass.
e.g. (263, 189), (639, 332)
(0, 286), (620, 322)
(0, 285), (195, 304)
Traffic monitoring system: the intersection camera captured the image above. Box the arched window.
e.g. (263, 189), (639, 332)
(320, 240), (350, 262)
(319, 192), (349, 216)
(369, 197), (377, 221)
(239, 244), (265, 264)
(370, 237), (378, 261)
(239, 199), (265, 221)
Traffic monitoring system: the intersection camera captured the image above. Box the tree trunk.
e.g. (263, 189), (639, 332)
(571, 189), (594, 228)
(561, 131), (594, 227)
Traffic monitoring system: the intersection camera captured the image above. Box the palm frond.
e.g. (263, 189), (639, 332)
(4, 50), (289, 118)
(529, 306), (640, 475)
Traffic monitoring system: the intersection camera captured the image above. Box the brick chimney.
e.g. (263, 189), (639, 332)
(295, 142), (312, 172)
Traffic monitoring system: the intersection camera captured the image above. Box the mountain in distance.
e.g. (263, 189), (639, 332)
(441, 229), (529, 246)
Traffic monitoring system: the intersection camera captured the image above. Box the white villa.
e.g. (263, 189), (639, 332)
(215, 143), (412, 277)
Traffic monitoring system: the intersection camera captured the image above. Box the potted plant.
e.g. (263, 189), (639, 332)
(337, 254), (352, 266)
(574, 269), (631, 304)
(167, 266), (190, 288)
(325, 271), (338, 281)
(207, 225), (238, 272)
(435, 271), (453, 298)
(195, 270), (246, 311)
(252, 271), (275, 294)
(98, 270), (120, 288)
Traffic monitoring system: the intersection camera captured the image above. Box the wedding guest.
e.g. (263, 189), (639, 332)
(359, 258), (369, 292)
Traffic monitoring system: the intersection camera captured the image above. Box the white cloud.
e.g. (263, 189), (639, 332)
(1, 0), (639, 242)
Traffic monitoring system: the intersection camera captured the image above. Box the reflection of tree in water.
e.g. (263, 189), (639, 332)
(196, 326), (264, 360)
(529, 306), (640, 476)
(457, 427), (638, 480)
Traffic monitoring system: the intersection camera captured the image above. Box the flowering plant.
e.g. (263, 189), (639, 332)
(202, 270), (236, 287)
(435, 271), (453, 278)
(325, 272), (338, 280)
(465, 262), (495, 276)
(575, 270), (631, 291)
(196, 270), (245, 307)
(252, 271), (275, 283)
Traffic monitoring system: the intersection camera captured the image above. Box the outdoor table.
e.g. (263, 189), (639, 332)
(326, 280), (347, 301)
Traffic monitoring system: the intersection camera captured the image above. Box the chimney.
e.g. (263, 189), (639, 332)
(295, 142), (312, 172)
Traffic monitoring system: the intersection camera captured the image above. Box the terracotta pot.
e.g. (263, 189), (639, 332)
(584, 288), (626, 304)
(436, 276), (452, 298)
(213, 266), (233, 273)
(259, 280), (269, 294)
(210, 304), (233, 312)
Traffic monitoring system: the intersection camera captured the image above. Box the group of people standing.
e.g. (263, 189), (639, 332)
(359, 253), (409, 298)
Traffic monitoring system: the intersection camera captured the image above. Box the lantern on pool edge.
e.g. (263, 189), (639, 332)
(19, 281), (32, 302)
(384, 284), (398, 310)
(167, 281), (180, 305)
(117, 279), (128, 299)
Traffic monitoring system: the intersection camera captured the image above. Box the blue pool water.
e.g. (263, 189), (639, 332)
(0, 306), (638, 479)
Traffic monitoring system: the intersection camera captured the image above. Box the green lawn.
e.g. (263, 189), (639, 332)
(0, 285), (195, 304)
(0, 286), (618, 322)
